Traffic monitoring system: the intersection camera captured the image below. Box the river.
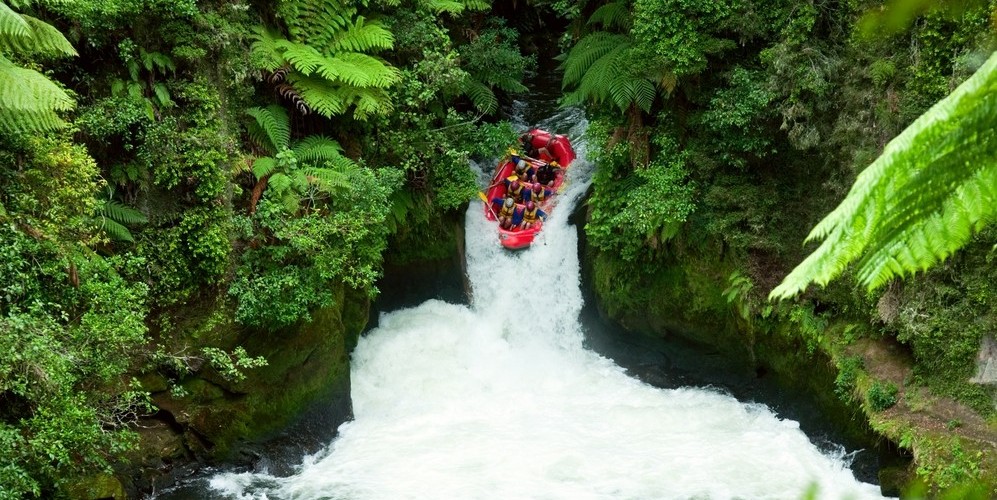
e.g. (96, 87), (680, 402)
(194, 102), (890, 499)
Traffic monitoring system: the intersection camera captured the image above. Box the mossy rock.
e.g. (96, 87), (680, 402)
(61, 473), (126, 500)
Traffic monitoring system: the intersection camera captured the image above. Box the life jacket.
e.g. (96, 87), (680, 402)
(499, 203), (515, 218)
(531, 188), (545, 204)
(523, 206), (539, 223)
(508, 183), (523, 200)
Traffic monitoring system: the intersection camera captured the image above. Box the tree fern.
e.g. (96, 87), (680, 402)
(251, 2), (398, 120)
(770, 51), (997, 299)
(0, 3), (75, 134)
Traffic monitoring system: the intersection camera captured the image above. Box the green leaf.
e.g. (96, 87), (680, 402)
(771, 51), (997, 299)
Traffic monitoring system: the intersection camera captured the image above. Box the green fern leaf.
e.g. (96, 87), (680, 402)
(101, 217), (135, 242)
(252, 156), (278, 180)
(0, 3), (29, 40)
(326, 17), (394, 53)
(101, 200), (148, 225)
(249, 27), (287, 72)
(561, 32), (629, 87)
(3, 15), (76, 56)
(587, 1), (631, 31)
(246, 105), (291, 153)
(422, 0), (465, 14)
(292, 136), (345, 163)
(771, 51), (997, 299)
(0, 106), (65, 134)
(285, 73), (349, 117)
(461, 77), (497, 114)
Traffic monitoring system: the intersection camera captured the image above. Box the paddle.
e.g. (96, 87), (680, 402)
(478, 192), (500, 220)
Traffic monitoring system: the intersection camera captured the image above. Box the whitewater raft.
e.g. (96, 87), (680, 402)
(484, 129), (576, 250)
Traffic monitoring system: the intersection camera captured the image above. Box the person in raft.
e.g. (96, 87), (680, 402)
(534, 160), (560, 186)
(508, 152), (535, 181)
(519, 132), (538, 158)
(490, 197), (520, 230)
(505, 178), (525, 202)
(520, 201), (547, 230)
(524, 183), (552, 205)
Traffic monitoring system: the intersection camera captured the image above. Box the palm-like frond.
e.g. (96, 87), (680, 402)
(280, 0), (356, 48)
(771, 51), (997, 299)
(461, 76), (498, 114)
(101, 217), (135, 243)
(325, 17), (394, 54)
(302, 167), (351, 193)
(98, 200), (147, 242)
(251, 156), (278, 180)
(292, 136), (344, 163)
(561, 32), (629, 87)
(587, 1), (631, 31)
(249, 27), (286, 72)
(0, 2), (30, 40)
(2, 15), (76, 56)
(245, 105), (291, 153)
(422, 0), (466, 14)
(0, 55), (73, 133)
(102, 200), (148, 225)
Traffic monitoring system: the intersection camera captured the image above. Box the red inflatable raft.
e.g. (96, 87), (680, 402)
(483, 129), (577, 250)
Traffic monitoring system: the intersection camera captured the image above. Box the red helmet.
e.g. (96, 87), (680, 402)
(533, 184), (542, 193)
(526, 201), (535, 211)
(510, 180), (520, 190)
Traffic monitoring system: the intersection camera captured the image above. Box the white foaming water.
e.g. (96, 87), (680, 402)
(209, 112), (887, 499)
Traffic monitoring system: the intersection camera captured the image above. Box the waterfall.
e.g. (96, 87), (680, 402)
(207, 108), (888, 500)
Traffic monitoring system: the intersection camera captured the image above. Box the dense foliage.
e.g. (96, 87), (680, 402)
(564, 0), (997, 489)
(2, 0), (995, 494)
(0, 0), (530, 496)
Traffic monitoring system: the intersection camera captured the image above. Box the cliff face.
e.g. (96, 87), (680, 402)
(113, 283), (369, 496)
(582, 222), (997, 493)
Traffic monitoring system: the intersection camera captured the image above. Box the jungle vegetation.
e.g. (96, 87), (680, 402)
(1, 0), (995, 496)
(564, 0), (997, 490)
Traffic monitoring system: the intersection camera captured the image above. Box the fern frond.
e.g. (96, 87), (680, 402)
(422, 0), (466, 14)
(249, 26), (287, 72)
(101, 200), (148, 225)
(484, 72), (528, 94)
(461, 76), (497, 114)
(302, 167), (351, 193)
(292, 136), (344, 163)
(252, 156), (278, 180)
(0, 55), (72, 134)
(560, 32), (629, 86)
(325, 17), (394, 53)
(285, 73), (348, 117)
(0, 106), (65, 134)
(280, 0), (356, 47)
(101, 218), (135, 243)
(6, 15), (77, 56)
(0, 56), (73, 111)
(0, 3), (29, 40)
(770, 51), (997, 299)
(245, 105), (290, 153)
(587, 1), (631, 31)
(462, 0), (490, 11)
(323, 52), (400, 88)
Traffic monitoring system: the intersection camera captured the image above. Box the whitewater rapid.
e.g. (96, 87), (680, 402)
(208, 110), (887, 499)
